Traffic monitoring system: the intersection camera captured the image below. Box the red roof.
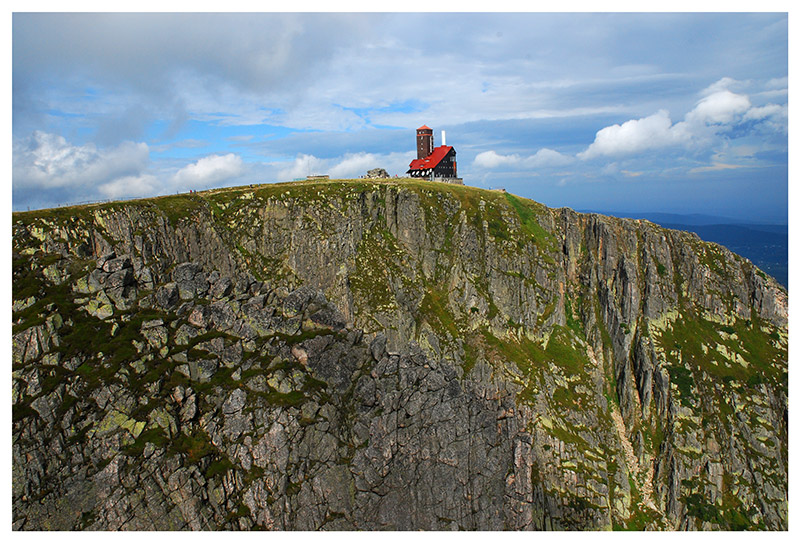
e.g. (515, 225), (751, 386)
(408, 145), (453, 171)
(417, 125), (432, 131)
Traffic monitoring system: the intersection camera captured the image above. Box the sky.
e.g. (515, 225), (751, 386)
(11, 11), (790, 223)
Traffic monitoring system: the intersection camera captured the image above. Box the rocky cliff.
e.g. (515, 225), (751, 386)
(12, 178), (788, 530)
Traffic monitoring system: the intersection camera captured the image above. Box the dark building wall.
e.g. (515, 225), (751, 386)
(433, 149), (457, 178)
(417, 128), (434, 159)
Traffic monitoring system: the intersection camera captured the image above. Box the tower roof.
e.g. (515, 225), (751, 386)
(417, 125), (432, 131)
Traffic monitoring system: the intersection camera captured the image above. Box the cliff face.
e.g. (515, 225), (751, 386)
(12, 179), (787, 530)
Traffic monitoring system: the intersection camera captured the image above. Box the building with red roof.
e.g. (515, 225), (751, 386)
(406, 126), (462, 184)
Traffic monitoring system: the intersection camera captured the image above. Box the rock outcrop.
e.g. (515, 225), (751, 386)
(366, 168), (390, 179)
(12, 179), (787, 530)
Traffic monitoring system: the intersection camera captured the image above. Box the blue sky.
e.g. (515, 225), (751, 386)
(12, 11), (789, 222)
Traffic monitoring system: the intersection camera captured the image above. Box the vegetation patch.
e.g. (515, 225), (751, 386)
(417, 287), (459, 339)
(349, 226), (406, 313)
(482, 324), (589, 403)
(564, 295), (585, 336)
(170, 429), (217, 464)
(206, 456), (235, 479)
(12, 252), (92, 335)
(544, 326), (589, 375)
(655, 309), (786, 392)
(666, 365), (694, 407)
(124, 427), (169, 456)
(681, 479), (763, 530)
(462, 335), (480, 375)
(485, 202), (512, 242)
(152, 194), (209, 226)
(503, 193), (557, 251)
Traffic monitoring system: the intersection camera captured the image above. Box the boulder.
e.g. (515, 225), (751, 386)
(173, 262), (209, 300)
(366, 168), (390, 179)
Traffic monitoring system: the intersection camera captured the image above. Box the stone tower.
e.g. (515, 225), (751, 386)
(416, 125), (434, 159)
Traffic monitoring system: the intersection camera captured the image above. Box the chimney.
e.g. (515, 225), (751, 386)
(442, 130), (447, 146)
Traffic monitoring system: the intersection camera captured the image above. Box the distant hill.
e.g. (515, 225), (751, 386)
(580, 210), (784, 227)
(583, 210), (787, 288)
(660, 223), (787, 288)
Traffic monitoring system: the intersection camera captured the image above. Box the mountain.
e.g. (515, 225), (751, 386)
(583, 211), (788, 288)
(12, 179), (787, 530)
(657, 223), (787, 289)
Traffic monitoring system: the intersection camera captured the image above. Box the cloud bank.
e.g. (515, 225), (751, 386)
(577, 110), (687, 159)
(474, 148), (573, 169)
(276, 152), (414, 181)
(579, 83), (785, 160)
(172, 154), (244, 190)
(13, 132), (149, 190)
(13, 132), (247, 205)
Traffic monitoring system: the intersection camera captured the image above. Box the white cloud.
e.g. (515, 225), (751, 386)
(328, 153), (388, 179)
(699, 77), (740, 96)
(277, 154), (328, 181)
(685, 90), (750, 125)
(689, 163), (749, 174)
(755, 88), (788, 100)
(276, 151), (413, 181)
(578, 83), (783, 160)
(98, 174), (161, 199)
(743, 104), (781, 121)
(171, 153), (243, 189)
(13, 132), (249, 204)
(474, 150), (520, 169)
(765, 76), (788, 90)
(528, 148), (573, 167)
(13, 131), (150, 189)
(743, 102), (787, 134)
(474, 148), (572, 169)
(578, 110), (688, 159)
